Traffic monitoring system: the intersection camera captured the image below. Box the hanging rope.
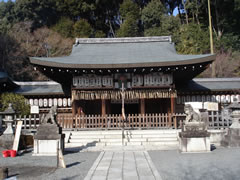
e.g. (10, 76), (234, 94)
(72, 89), (177, 100)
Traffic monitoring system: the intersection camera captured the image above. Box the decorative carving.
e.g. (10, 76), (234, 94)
(41, 106), (57, 124)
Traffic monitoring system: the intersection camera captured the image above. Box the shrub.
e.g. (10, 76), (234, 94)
(0, 93), (30, 115)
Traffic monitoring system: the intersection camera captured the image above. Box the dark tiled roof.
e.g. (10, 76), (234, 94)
(0, 71), (8, 79)
(13, 78), (240, 96)
(30, 36), (215, 69)
(179, 78), (240, 92)
(14, 81), (64, 96)
(0, 71), (18, 91)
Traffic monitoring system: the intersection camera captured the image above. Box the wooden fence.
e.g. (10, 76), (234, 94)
(0, 111), (232, 131)
(13, 115), (41, 130)
(208, 111), (232, 129)
(57, 113), (180, 129)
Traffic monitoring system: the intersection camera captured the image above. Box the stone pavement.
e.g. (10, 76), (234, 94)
(84, 151), (162, 180)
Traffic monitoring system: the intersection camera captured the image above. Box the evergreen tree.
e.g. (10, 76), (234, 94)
(73, 19), (93, 38)
(117, 0), (140, 37)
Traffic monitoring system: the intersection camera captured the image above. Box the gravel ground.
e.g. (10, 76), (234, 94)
(0, 147), (100, 180)
(149, 147), (240, 180)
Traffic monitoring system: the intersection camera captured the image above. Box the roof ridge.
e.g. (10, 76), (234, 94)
(75, 36), (171, 44)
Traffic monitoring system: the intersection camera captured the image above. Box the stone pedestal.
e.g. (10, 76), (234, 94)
(221, 128), (240, 147)
(33, 124), (65, 156)
(179, 136), (211, 152)
(0, 134), (14, 149)
(179, 130), (211, 153)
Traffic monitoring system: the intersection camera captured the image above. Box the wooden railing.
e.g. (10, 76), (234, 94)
(0, 111), (232, 131)
(56, 113), (186, 130)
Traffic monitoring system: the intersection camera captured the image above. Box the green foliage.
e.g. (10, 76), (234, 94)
(52, 17), (74, 38)
(144, 15), (180, 36)
(119, 0), (140, 20)
(117, 0), (140, 37)
(14, 0), (58, 29)
(142, 0), (166, 29)
(56, 0), (96, 21)
(94, 30), (106, 38)
(73, 19), (93, 38)
(117, 16), (139, 37)
(174, 23), (210, 54)
(0, 1), (15, 33)
(0, 93), (30, 115)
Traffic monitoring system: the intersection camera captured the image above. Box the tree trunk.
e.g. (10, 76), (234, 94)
(182, 0), (189, 25)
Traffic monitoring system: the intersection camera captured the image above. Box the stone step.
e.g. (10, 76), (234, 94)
(70, 131), (123, 135)
(69, 139), (100, 143)
(68, 129), (179, 135)
(146, 137), (178, 142)
(124, 130), (179, 135)
(124, 134), (178, 138)
(69, 137), (178, 144)
(70, 135), (105, 139)
(65, 130), (179, 148)
(142, 141), (179, 146)
(66, 141), (179, 148)
(71, 134), (123, 139)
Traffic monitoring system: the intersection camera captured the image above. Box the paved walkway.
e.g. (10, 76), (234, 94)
(84, 151), (162, 180)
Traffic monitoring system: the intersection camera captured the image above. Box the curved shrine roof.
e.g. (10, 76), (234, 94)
(30, 36), (215, 69)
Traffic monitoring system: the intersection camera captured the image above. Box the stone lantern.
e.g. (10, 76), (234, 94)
(0, 104), (16, 149)
(221, 100), (240, 147)
(227, 102), (240, 129)
(1, 104), (15, 135)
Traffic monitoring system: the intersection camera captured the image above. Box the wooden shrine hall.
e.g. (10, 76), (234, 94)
(29, 36), (216, 129)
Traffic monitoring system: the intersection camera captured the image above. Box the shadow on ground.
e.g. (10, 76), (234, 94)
(64, 141), (98, 154)
(7, 165), (57, 179)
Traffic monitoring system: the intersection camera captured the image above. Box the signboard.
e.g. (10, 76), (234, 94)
(31, 105), (39, 114)
(204, 102), (218, 111)
(185, 102), (218, 111)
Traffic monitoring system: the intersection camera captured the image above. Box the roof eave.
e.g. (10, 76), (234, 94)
(30, 54), (216, 69)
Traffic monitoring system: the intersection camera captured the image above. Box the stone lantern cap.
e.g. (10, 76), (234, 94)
(0, 104), (15, 115)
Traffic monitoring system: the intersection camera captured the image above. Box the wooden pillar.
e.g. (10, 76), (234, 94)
(140, 99), (145, 114)
(170, 95), (177, 129)
(72, 100), (77, 115)
(101, 99), (106, 116)
(170, 95), (175, 114)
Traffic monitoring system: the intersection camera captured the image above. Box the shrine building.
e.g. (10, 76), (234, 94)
(29, 36), (217, 116)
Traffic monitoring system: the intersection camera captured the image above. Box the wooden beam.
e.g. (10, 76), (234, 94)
(101, 99), (106, 116)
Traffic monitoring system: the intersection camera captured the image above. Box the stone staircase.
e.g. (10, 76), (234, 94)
(64, 129), (179, 151)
